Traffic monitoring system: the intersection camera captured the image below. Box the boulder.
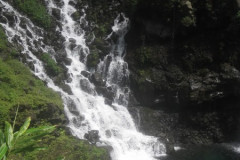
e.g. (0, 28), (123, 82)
(71, 11), (81, 21)
(81, 70), (91, 78)
(52, 8), (61, 20)
(84, 130), (100, 144)
(3, 11), (15, 26)
(53, 0), (64, 8)
(91, 72), (106, 87)
(80, 79), (95, 95)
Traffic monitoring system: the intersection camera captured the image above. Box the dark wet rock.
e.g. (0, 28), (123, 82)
(84, 130), (100, 144)
(105, 55), (112, 70)
(69, 0), (76, 7)
(165, 142), (175, 154)
(71, 11), (81, 21)
(105, 130), (112, 138)
(81, 70), (91, 78)
(3, 11), (15, 26)
(129, 104), (240, 145)
(52, 8), (61, 20)
(96, 86), (114, 102)
(60, 83), (73, 95)
(64, 57), (72, 65)
(67, 99), (79, 116)
(0, 14), (7, 24)
(55, 49), (68, 63)
(91, 72), (106, 87)
(80, 79), (95, 94)
(53, 0), (64, 8)
(0, 2), (4, 9)
(69, 43), (77, 50)
(26, 29), (32, 38)
(69, 38), (76, 44)
(72, 115), (85, 128)
(104, 98), (113, 105)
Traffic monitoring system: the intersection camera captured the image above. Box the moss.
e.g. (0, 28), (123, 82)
(181, 16), (195, 27)
(86, 50), (100, 69)
(13, 0), (52, 29)
(135, 46), (154, 66)
(41, 53), (63, 77)
(9, 130), (110, 160)
(136, 69), (151, 84)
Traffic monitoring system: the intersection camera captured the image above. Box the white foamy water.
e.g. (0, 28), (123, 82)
(0, 0), (166, 159)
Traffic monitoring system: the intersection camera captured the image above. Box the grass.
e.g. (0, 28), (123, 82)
(0, 59), (63, 126)
(13, 0), (52, 29)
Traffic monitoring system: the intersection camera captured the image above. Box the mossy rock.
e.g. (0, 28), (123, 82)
(86, 50), (100, 69)
(41, 53), (63, 77)
(71, 11), (81, 21)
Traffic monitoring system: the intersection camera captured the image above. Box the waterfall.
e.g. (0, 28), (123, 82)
(0, 0), (166, 159)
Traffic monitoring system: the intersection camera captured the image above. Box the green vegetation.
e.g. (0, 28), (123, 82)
(136, 46), (153, 65)
(0, 26), (109, 160)
(8, 129), (110, 160)
(0, 58), (63, 126)
(13, 0), (52, 29)
(41, 53), (62, 77)
(0, 117), (55, 160)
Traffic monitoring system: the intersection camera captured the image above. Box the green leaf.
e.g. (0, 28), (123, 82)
(0, 143), (8, 160)
(0, 130), (4, 146)
(24, 125), (55, 135)
(4, 121), (13, 149)
(16, 117), (31, 139)
(13, 125), (55, 151)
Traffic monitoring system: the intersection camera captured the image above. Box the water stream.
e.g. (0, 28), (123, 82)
(0, 0), (166, 159)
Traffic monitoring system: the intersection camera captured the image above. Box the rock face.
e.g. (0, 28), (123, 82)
(125, 0), (240, 145)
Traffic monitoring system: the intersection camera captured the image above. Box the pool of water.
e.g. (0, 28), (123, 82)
(162, 144), (240, 160)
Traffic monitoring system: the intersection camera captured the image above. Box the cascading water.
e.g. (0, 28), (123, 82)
(0, 0), (166, 159)
(97, 13), (130, 106)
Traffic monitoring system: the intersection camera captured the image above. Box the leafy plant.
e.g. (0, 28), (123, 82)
(0, 117), (55, 160)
